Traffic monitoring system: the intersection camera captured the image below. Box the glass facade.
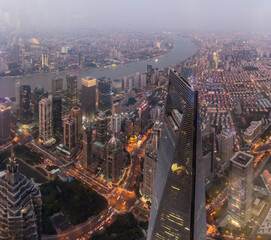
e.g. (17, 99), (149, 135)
(66, 74), (77, 109)
(98, 77), (111, 116)
(147, 69), (206, 240)
(20, 85), (32, 124)
(33, 85), (44, 122)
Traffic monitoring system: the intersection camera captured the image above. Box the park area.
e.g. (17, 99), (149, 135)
(41, 178), (108, 235)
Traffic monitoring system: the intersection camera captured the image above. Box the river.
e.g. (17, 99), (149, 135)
(0, 36), (196, 98)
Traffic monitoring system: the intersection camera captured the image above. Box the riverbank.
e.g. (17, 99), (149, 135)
(0, 36), (197, 97)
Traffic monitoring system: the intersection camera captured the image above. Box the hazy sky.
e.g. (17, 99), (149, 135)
(0, 0), (271, 32)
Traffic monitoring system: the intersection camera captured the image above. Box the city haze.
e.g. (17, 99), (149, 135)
(0, 0), (271, 32)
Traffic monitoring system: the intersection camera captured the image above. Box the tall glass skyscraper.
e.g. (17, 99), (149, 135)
(147, 69), (206, 240)
(98, 77), (111, 116)
(66, 74), (77, 109)
(20, 85), (32, 124)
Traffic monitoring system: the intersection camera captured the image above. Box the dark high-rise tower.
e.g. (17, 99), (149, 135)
(96, 111), (108, 144)
(81, 76), (96, 122)
(147, 70), (206, 240)
(98, 77), (111, 116)
(33, 85), (44, 122)
(146, 65), (154, 86)
(82, 123), (93, 169)
(20, 85), (32, 124)
(52, 95), (62, 134)
(51, 77), (63, 96)
(0, 105), (11, 143)
(66, 75), (77, 109)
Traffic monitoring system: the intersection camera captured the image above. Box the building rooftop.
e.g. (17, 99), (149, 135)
(231, 151), (254, 167)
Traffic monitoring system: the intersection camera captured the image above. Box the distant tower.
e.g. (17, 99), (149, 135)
(66, 74), (77, 109)
(51, 77), (63, 96)
(52, 95), (62, 134)
(20, 85), (32, 124)
(81, 76), (96, 122)
(134, 72), (141, 89)
(0, 105), (11, 143)
(128, 77), (133, 92)
(98, 77), (111, 116)
(110, 114), (121, 136)
(0, 156), (42, 239)
(33, 85), (44, 122)
(228, 151), (254, 227)
(71, 106), (82, 143)
(82, 123), (93, 169)
(63, 117), (76, 149)
(146, 65), (153, 85)
(105, 136), (122, 182)
(213, 51), (218, 70)
(39, 97), (53, 142)
(96, 111), (108, 144)
(15, 79), (21, 107)
(141, 74), (147, 88)
(41, 53), (49, 69)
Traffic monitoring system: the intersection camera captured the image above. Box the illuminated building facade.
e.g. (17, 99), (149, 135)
(63, 117), (75, 149)
(0, 156), (42, 239)
(39, 97), (53, 142)
(219, 129), (233, 168)
(15, 79), (21, 107)
(66, 75), (77, 109)
(228, 151), (253, 227)
(96, 111), (108, 144)
(98, 77), (111, 116)
(20, 85), (32, 124)
(71, 106), (82, 143)
(41, 53), (49, 69)
(33, 85), (44, 122)
(52, 95), (62, 134)
(0, 105), (11, 143)
(105, 136), (122, 182)
(82, 123), (93, 169)
(81, 76), (96, 122)
(51, 77), (63, 96)
(147, 69), (206, 240)
(110, 114), (121, 136)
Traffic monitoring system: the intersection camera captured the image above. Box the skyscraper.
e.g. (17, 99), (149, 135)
(96, 111), (108, 144)
(0, 105), (11, 143)
(52, 95), (62, 134)
(33, 85), (44, 122)
(110, 114), (121, 136)
(98, 77), (111, 116)
(71, 106), (82, 143)
(147, 65), (154, 85)
(39, 97), (53, 142)
(142, 128), (159, 201)
(0, 156), (42, 239)
(134, 72), (141, 89)
(15, 79), (21, 107)
(228, 151), (253, 228)
(41, 53), (49, 69)
(82, 123), (93, 169)
(81, 76), (96, 122)
(219, 129), (234, 168)
(147, 69), (206, 240)
(20, 85), (32, 124)
(105, 136), (122, 182)
(66, 74), (78, 109)
(51, 77), (63, 96)
(63, 117), (76, 149)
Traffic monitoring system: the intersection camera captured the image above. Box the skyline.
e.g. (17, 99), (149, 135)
(0, 0), (271, 32)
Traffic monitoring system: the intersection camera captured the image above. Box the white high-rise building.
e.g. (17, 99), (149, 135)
(141, 74), (147, 88)
(228, 151), (254, 227)
(39, 97), (53, 142)
(219, 129), (234, 165)
(134, 72), (141, 89)
(110, 114), (121, 135)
